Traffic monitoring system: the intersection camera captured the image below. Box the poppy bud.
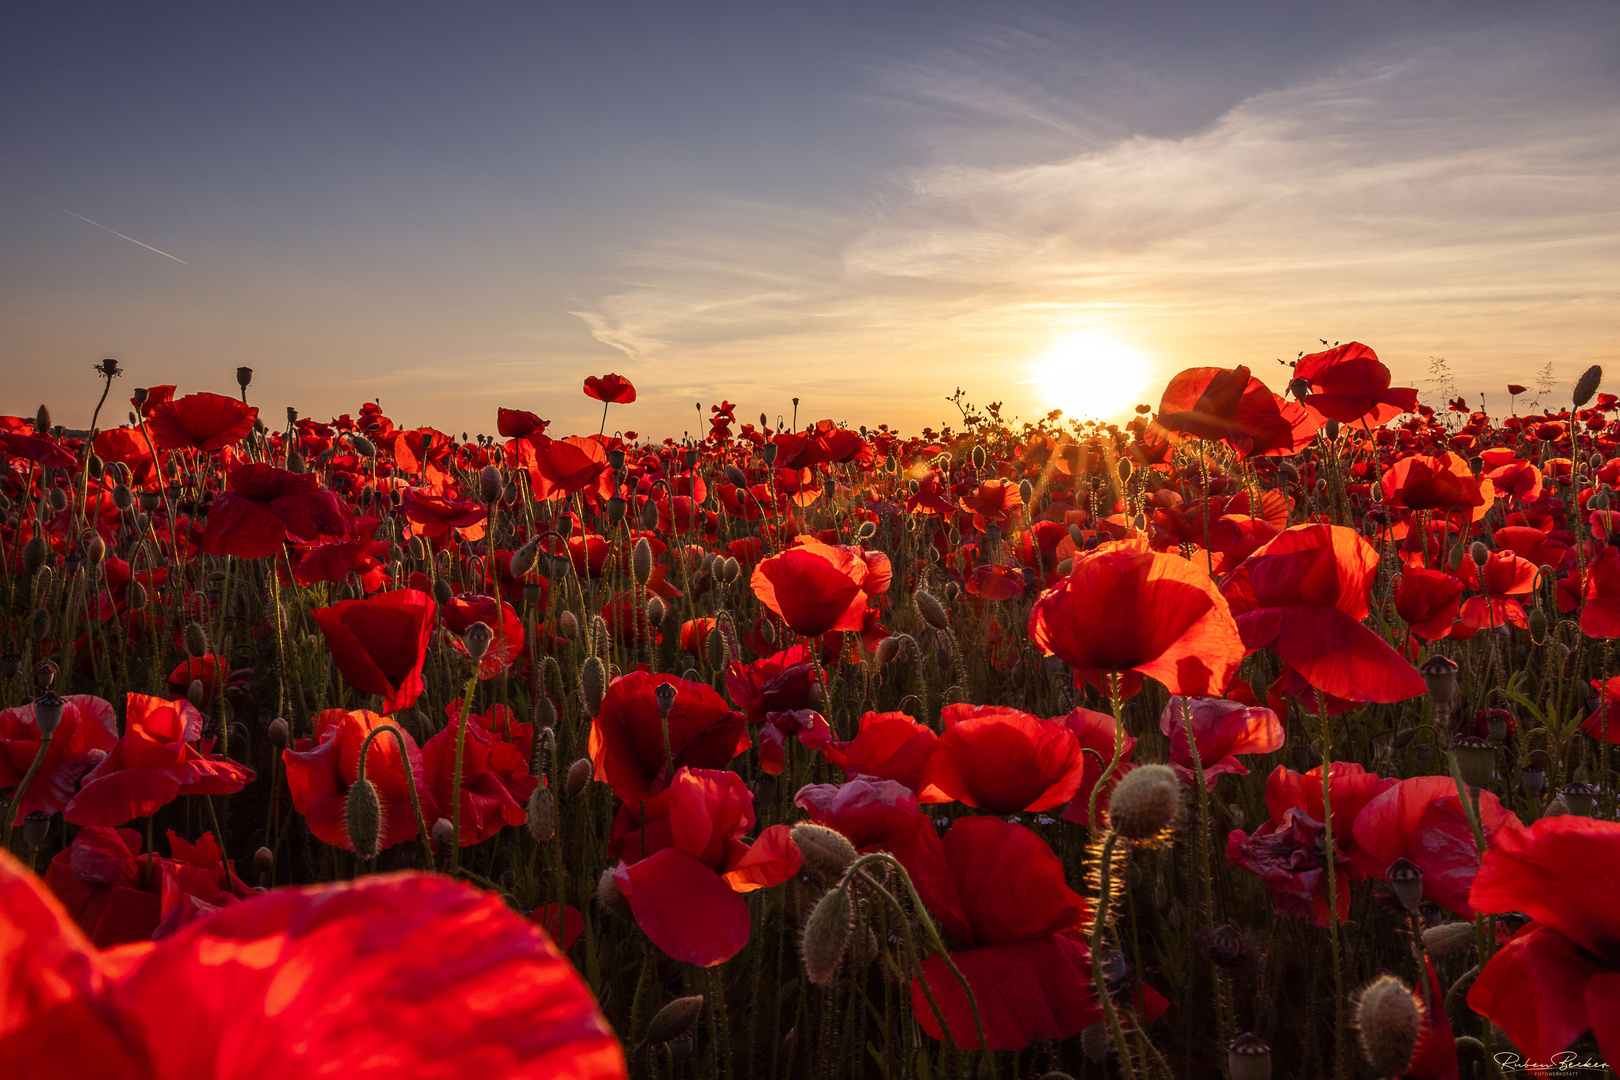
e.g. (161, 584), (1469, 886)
(433, 577), (454, 606)
(112, 483), (134, 511)
(184, 621), (209, 659)
(268, 717), (289, 750)
(187, 679), (206, 709)
(81, 532), (105, 566)
(1055, 557), (1074, 576)
(1324, 418), (1341, 441)
(1451, 736), (1496, 788)
(431, 817), (456, 857)
(526, 785), (556, 842)
(352, 435), (377, 458)
(653, 681), (678, 718)
(721, 556), (740, 583)
(971, 445), (987, 471)
(1469, 541), (1489, 567)
(1421, 921), (1477, 960)
(1082, 1022), (1109, 1063)
(565, 757), (592, 800)
(35, 404), (53, 433)
(510, 538), (540, 577)
(1528, 606), (1548, 640)
(1108, 764), (1181, 842)
(792, 823), (858, 880)
(1560, 780), (1598, 816)
(22, 536), (49, 577)
(802, 886), (852, 987)
(724, 464), (747, 486)
(31, 691), (65, 737)
(915, 589), (949, 629)
(645, 995), (704, 1046)
(558, 610), (579, 640)
(1385, 858), (1424, 912)
(1355, 975), (1420, 1080)
(596, 866), (631, 919)
(478, 465), (502, 504)
(87, 454), (105, 480)
(646, 595), (665, 627)
(874, 636), (901, 665)
(463, 621), (493, 662)
(29, 608), (51, 641)
(632, 538), (653, 585)
(252, 846), (274, 878)
(1416, 655), (1458, 711)
(1573, 364), (1603, 408)
(639, 500), (658, 530)
(761, 620), (776, 645)
(707, 627), (727, 671)
(530, 695), (556, 733)
(1228, 1033), (1272, 1080)
(346, 778), (384, 859)
(580, 656), (606, 718)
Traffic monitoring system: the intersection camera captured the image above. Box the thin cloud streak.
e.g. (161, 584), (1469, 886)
(574, 21), (1620, 428)
(32, 196), (189, 264)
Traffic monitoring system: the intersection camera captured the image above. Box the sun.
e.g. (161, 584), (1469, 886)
(1030, 329), (1155, 422)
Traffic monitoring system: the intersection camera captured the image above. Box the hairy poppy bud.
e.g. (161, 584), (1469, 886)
(653, 681), (678, 718)
(915, 589), (949, 629)
(184, 621), (209, 659)
(645, 995), (704, 1046)
(596, 866), (630, 919)
(802, 886), (852, 987)
(252, 846), (274, 878)
(431, 817), (456, 857)
(1528, 606), (1548, 640)
(646, 595), (666, 627)
(1416, 655), (1458, 711)
(1082, 1022), (1110, 1063)
(971, 445), (987, 471)
(565, 757), (592, 799)
(874, 636), (901, 665)
(1355, 975), (1421, 1080)
(346, 778), (384, 859)
(463, 621), (493, 661)
(632, 537), (653, 586)
(530, 694), (556, 733)
(721, 556), (740, 583)
(1385, 858), (1424, 912)
(580, 656), (606, 718)
(1451, 736), (1496, 788)
(187, 679), (206, 709)
(267, 717), (289, 750)
(1469, 541), (1489, 567)
(28, 608), (51, 642)
(510, 538), (540, 577)
(559, 610), (579, 640)
(639, 500), (658, 531)
(1573, 364), (1603, 408)
(112, 483), (133, 511)
(792, 823), (858, 880)
(707, 626), (727, 671)
(1324, 418), (1341, 441)
(1228, 1033), (1272, 1080)
(1108, 764), (1181, 842)
(724, 464), (747, 487)
(432, 577), (453, 605)
(526, 784), (556, 842)
(1019, 478), (1034, 506)
(1421, 921), (1477, 960)
(81, 531), (105, 566)
(22, 536), (48, 577)
(478, 465), (502, 504)
(31, 691), (65, 738)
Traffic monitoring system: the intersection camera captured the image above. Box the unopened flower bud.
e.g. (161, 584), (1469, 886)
(509, 538), (540, 577)
(22, 536), (48, 576)
(463, 621), (493, 662)
(350, 435), (376, 458)
(646, 595), (666, 627)
(31, 691), (65, 737)
(526, 785), (556, 842)
(1355, 975), (1421, 1079)
(559, 610), (579, 639)
(721, 556), (740, 583)
(433, 577), (454, 606)
(1573, 364), (1603, 408)
(915, 589), (949, 629)
(802, 886), (853, 987)
(252, 846), (274, 877)
(184, 621), (209, 659)
(596, 866), (630, 919)
(874, 636), (901, 665)
(632, 537), (653, 586)
(187, 679), (206, 709)
(28, 608), (51, 641)
(1385, 857), (1424, 912)
(531, 694), (556, 731)
(267, 717), (289, 750)
(707, 626), (727, 671)
(565, 757), (592, 800)
(580, 656), (605, 718)
(35, 404), (52, 433)
(478, 465), (502, 504)
(431, 817), (456, 856)
(346, 778), (384, 859)
(1469, 541), (1489, 567)
(645, 995), (704, 1046)
(1228, 1033), (1272, 1080)
(1108, 764), (1181, 841)
(791, 823), (859, 880)
(1421, 921), (1477, 960)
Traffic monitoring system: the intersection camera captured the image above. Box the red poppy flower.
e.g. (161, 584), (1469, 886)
(0, 695), (118, 825)
(143, 391), (258, 452)
(1395, 567), (1465, 640)
(1292, 342), (1419, 425)
(1351, 775), (1519, 916)
(957, 480), (1024, 530)
(1028, 536), (1244, 697)
(531, 902), (584, 950)
(281, 708), (431, 852)
(422, 700), (537, 846)
(293, 539), (387, 592)
(750, 537), (872, 637)
(43, 826), (251, 948)
(1221, 524), (1426, 704)
(198, 463), (348, 559)
(441, 593), (526, 678)
(1151, 365), (1321, 458)
(1467, 816), (1620, 1065)
(0, 850), (627, 1078)
(1579, 546), (1620, 639)
(1159, 696), (1284, 789)
(518, 435), (612, 502)
(497, 407), (549, 438)
(725, 643), (818, 724)
(589, 671), (749, 802)
(401, 486), (487, 540)
(927, 704), (1082, 814)
(1056, 707), (1138, 827)
(0, 431), (76, 469)
(165, 655), (222, 700)
(583, 372), (637, 404)
(610, 768), (800, 966)
(679, 617), (717, 657)
(1381, 452), (1492, 515)
(311, 588), (436, 712)
(63, 695), (253, 827)
(1582, 676), (1620, 742)
(820, 711), (945, 800)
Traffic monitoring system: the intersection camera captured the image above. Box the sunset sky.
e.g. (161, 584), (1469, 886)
(3, 2), (1617, 438)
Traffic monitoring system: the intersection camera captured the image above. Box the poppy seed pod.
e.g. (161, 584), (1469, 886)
(31, 691), (65, 737)
(632, 538), (653, 586)
(915, 589), (949, 630)
(1421, 921), (1477, 960)
(184, 621), (209, 659)
(478, 465), (502, 504)
(267, 717), (289, 750)
(463, 621), (494, 662)
(645, 995), (704, 1046)
(802, 886), (853, 987)
(791, 823), (859, 880)
(1355, 975), (1421, 1080)
(1451, 736), (1497, 788)
(1416, 655), (1459, 711)
(346, 778), (384, 860)
(1385, 858), (1424, 912)
(653, 681), (678, 718)
(1573, 364), (1603, 408)
(234, 365), (253, 389)
(1108, 764), (1182, 842)
(526, 785), (556, 842)
(580, 656), (606, 718)
(22, 536), (48, 576)
(565, 757), (593, 800)
(1560, 780), (1598, 816)
(1228, 1033), (1272, 1080)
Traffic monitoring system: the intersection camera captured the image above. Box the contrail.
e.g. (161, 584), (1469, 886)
(31, 195), (188, 264)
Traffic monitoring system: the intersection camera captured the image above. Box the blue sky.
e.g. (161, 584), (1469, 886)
(3, 2), (1616, 436)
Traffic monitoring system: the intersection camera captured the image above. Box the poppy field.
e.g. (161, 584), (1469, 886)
(3, 347), (1619, 1079)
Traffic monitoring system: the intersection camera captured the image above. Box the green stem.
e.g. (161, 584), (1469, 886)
(1316, 703), (1345, 1080)
(448, 668), (481, 873)
(355, 723), (435, 869)
(0, 730), (53, 851)
(1091, 832), (1137, 1080)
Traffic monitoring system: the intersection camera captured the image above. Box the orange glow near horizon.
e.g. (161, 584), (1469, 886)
(1030, 329), (1156, 421)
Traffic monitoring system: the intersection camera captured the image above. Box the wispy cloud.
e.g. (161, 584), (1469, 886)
(574, 19), (1620, 428)
(32, 196), (189, 264)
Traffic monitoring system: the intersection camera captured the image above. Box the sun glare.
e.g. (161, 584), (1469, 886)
(1030, 329), (1155, 422)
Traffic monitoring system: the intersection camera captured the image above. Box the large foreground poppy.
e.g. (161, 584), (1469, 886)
(1028, 536), (1244, 697)
(0, 850), (628, 1079)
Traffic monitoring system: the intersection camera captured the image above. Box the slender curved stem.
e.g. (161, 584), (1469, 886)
(447, 668), (481, 872)
(1091, 832), (1138, 1080)
(355, 723), (434, 869)
(0, 731), (53, 851)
